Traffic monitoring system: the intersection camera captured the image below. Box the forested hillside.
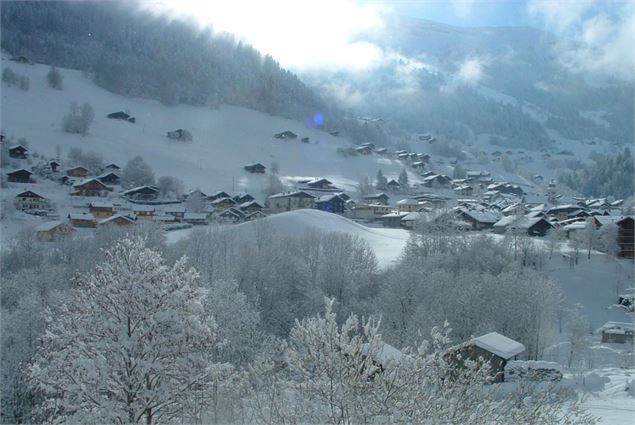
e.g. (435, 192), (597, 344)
(1, 1), (389, 145)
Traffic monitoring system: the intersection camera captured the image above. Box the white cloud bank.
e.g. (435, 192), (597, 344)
(147, 0), (389, 71)
(528, 0), (635, 80)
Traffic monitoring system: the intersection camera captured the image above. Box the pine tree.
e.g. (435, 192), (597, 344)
(398, 168), (409, 190)
(376, 169), (388, 190)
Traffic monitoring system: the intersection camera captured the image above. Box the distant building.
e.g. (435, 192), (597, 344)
(89, 202), (114, 219)
(49, 160), (60, 173)
(68, 213), (97, 228)
(35, 221), (75, 241)
(107, 111), (135, 123)
(208, 191), (231, 202)
(183, 212), (209, 225)
(211, 197), (237, 210)
(8, 145), (28, 159)
(66, 165), (91, 178)
(217, 208), (244, 223)
(267, 191), (315, 213)
(616, 217), (634, 258)
(71, 178), (113, 197)
(99, 214), (136, 227)
(167, 128), (192, 141)
(596, 321), (634, 344)
(14, 190), (47, 211)
(7, 169), (33, 183)
(97, 172), (120, 185)
(315, 194), (346, 214)
(121, 185), (159, 201)
(362, 193), (389, 206)
(244, 163), (266, 173)
(273, 130), (297, 139)
(355, 145), (372, 155)
(132, 205), (155, 220)
(239, 200), (264, 214)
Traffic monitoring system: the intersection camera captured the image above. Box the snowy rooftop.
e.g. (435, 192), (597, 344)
(472, 332), (525, 360)
(35, 220), (64, 232)
(68, 213), (95, 220)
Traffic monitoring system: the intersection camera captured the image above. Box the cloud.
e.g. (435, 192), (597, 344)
(147, 0), (389, 71)
(457, 57), (485, 84)
(528, 0), (635, 80)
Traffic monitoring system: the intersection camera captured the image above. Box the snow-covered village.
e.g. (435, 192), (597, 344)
(1, 2), (634, 424)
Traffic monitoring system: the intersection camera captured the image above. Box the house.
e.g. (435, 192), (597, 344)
(355, 145), (372, 155)
(167, 128), (192, 141)
(379, 212), (408, 228)
(316, 194), (346, 214)
(132, 205), (155, 220)
(71, 178), (113, 197)
(164, 205), (186, 220)
(183, 212), (209, 225)
(35, 221), (75, 241)
(49, 160), (60, 173)
(386, 180), (401, 192)
(88, 202), (114, 219)
(121, 185), (159, 201)
(350, 204), (375, 220)
(596, 321), (634, 344)
(244, 163), (266, 174)
(7, 169), (33, 183)
(329, 131), (339, 136)
(239, 200), (264, 214)
(208, 191), (231, 202)
(396, 198), (421, 213)
(300, 178), (336, 191)
(97, 171), (120, 185)
(401, 212), (423, 229)
(98, 214), (136, 227)
(245, 210), (267, 221)
(487, 183), (524, 197)
(234, 193), (255, 204)
(547, 205), (580, 221)
(397, 153), (410, 161)
(104, 163), (120, 172)
(301, 137), (310, 143)
(376, 147), (388, 155)
(457, 208), (502, 230)
(211, 197), (237, 210)
(267, 191), (316, 213)
(453, 185), (473, 196)
(492, 216), (553, 236)
(273, 130), (297, 139)
(411, 161), (425, 170)
(66, 165), (91, 178)
(362, 193), (389, 206)
(14, 190), (47, 211)
(8, 145), (28, 159)
(447, 332), (525, 383)
(217, 208), (244, 223)
(107, 111), (135, 123)
(422, 174), (452, 188)
(68, 213), (97, 228)
(616, 216), (634, 258)
(153, 214), (178, 224)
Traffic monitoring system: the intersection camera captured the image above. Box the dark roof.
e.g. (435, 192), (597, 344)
(16, 190), (44, 199)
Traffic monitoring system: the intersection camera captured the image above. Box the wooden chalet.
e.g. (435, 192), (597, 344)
(208, 191), (231, 202)
(239, 200), (264, 214)
(446, 332), (525, 383)
(183, 212), (209, 225)
(7, 169), (33, 183)
(8, 145), (28, 159)
(386, 179), (401, 191)
(164, 205), (186, 219)
(492, 216), (553, 237)
(422, 174), (452, 188)
(89, 202), (114, 219)
(66, 165), (91, 178)
(362, 193), (389, 206)
(217, 208), (244, 223)
(97, 171), (120, 185)
(107, 111), (135, 123)
(267, 191), (315, 213)
(99, 214), (136, 227)
(596, 321), (634, 344)
(49, 160), (60, 173)
(14, 190), (47, 211)
(379, 212), (408, 228)
(68, 213), (97, 228)
(245, 210), (267, 221)
(244, 163), (266, 173)
(376, 147), (388, 155)
(316, 194), (346, 214)
(104, 163), (120, 172)
(302, 178), (339, 191)
(132, 205), (155, 220)
(274, 130), (297, 139)
(211, 197), (237, 210)
(396, 198), (421, 213)
(411, 161), (425, 170)
(233, 193), (255, 204)
(355, 145), (372, 155)
(167, 129), (192, 141)
(35, 221), (75, 241)
(121, 185), (159, 201)
(72, 178), (113, 197)
(457, 208), (501, 230)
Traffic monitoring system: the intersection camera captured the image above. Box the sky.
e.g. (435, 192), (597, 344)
(146, 0), (634, 79)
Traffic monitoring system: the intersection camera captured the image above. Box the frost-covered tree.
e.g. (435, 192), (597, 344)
(375, 169), (388, 191)
(121, 155), (155, 188)
(46, 66), (63, 89)
(61, 102), (94, 135)
(453, 163), (466, 179)
(157, 176), (184, 199)
(398, 168), (409, 190)
(28, 237), (221, 424)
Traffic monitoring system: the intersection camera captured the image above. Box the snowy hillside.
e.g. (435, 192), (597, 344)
(1, 59), (412, 199)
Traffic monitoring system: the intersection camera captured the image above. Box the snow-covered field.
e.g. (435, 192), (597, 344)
(1, 58), (412, 198)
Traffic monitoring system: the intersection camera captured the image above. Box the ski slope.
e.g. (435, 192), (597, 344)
(1, 58), (410, 200)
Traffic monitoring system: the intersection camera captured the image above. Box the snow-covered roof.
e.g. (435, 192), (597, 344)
(132, 205), (155, 212)
(99, 214), (136, 225)
(361, 342), (403, 365)
(68, 213), (95, 220)
(184, 212), (208, 220)
(380, 212), (408, 219)
(472, 332), (525, 360)
(89, 201), (113, 209)
(595, 321), (635, 334)
(459, 208), (501, 224)
(397, 198), (419, 205)
(164, 205), (186, 213)
(493, 215), (547, 230)
(35, 220), (64, 232)
(268, 190), (315, 199)
(402, 212), (422, 221)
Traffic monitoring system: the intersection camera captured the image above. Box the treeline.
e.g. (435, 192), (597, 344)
(559, 148), (634, 199)
(0, 2), (388, 146)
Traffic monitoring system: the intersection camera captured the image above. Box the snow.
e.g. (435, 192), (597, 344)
(472, 332), (526, 360)
(34, 220), (63, 232)
(1, 60), (411, 200)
